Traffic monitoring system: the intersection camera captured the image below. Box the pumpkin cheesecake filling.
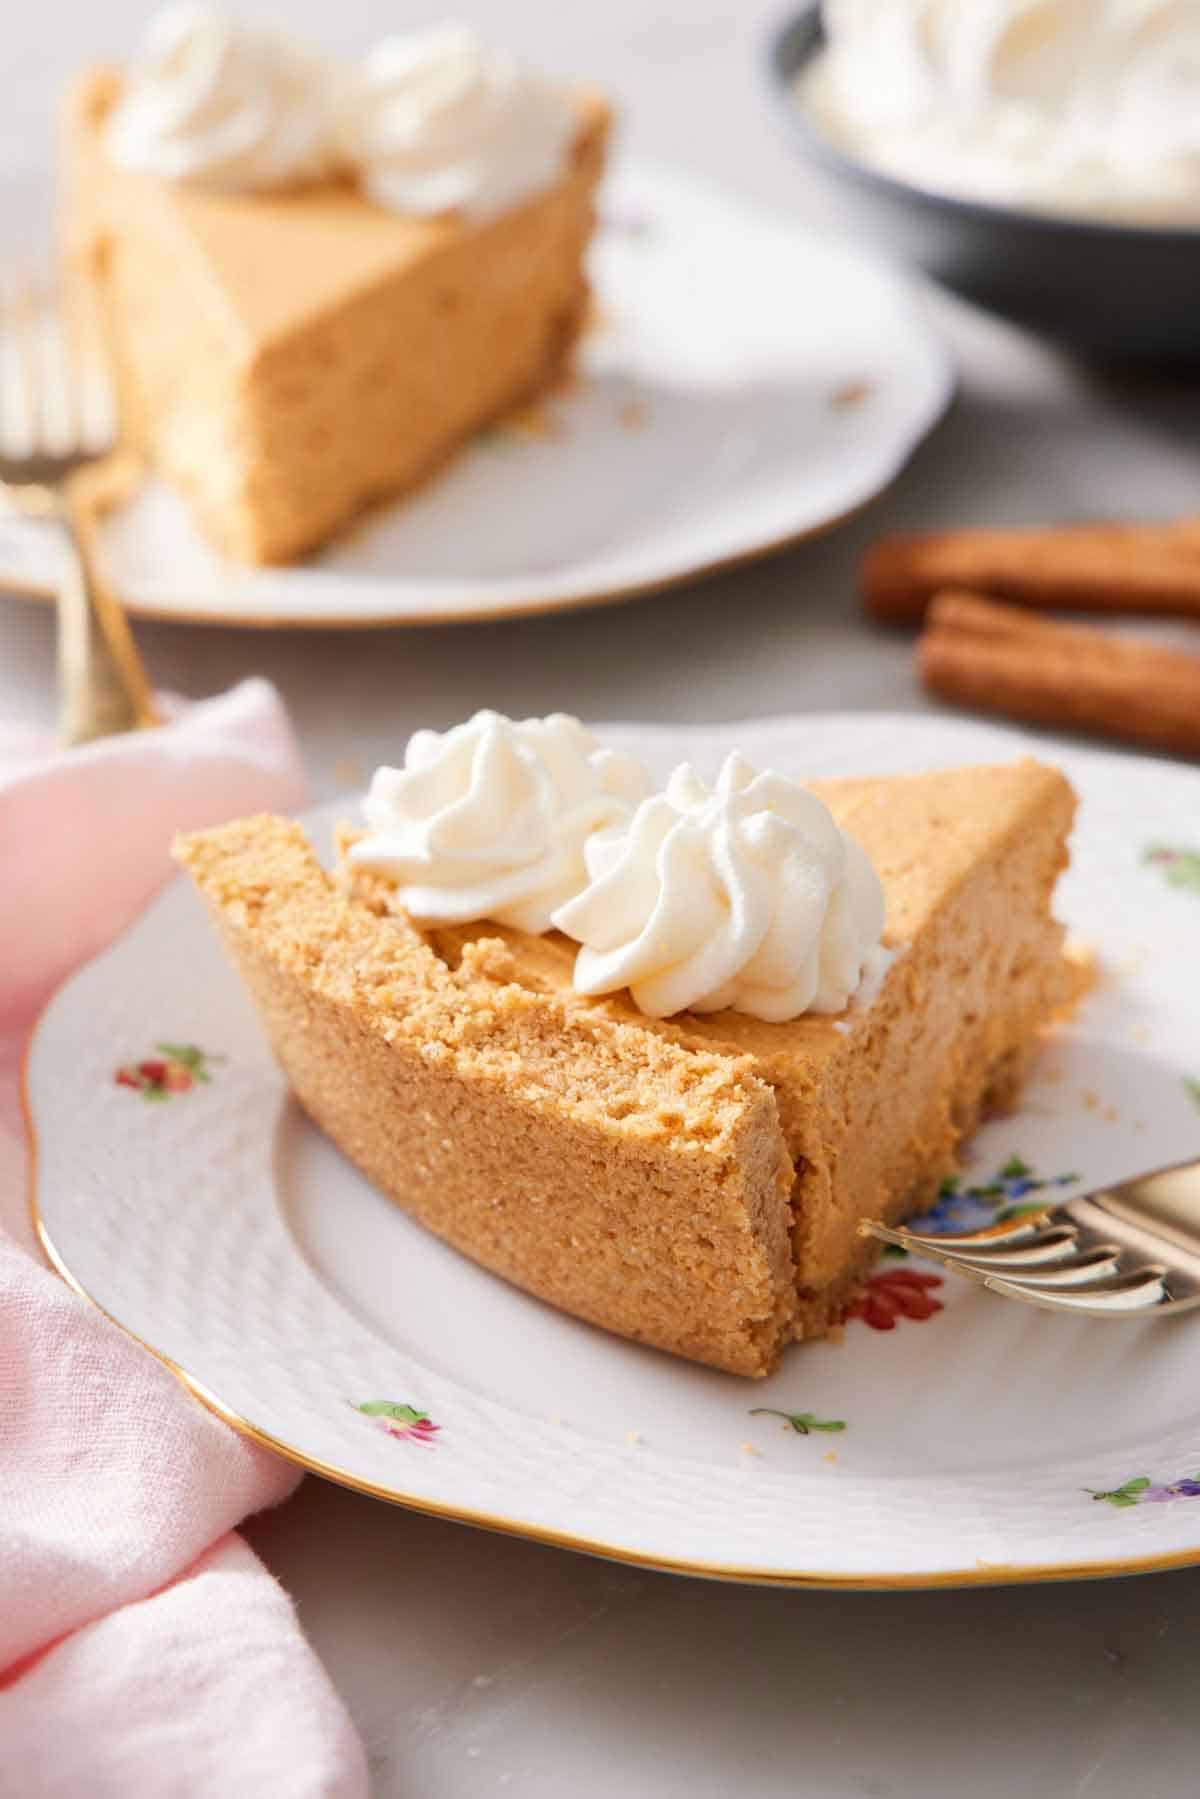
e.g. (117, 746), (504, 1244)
(63, 41), (609, 564)
(176, 754), (1078, 1377)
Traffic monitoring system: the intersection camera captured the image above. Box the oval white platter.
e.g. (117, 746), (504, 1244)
(0, 164), (951, 626)
(26, 712), (1200, 1586)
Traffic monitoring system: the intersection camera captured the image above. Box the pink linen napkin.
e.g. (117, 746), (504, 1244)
(0, 679), (368, 1797)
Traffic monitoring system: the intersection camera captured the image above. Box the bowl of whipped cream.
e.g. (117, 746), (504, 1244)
(769, 2), (1200, 360)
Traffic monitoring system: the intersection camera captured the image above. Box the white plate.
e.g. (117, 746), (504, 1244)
(26, 712), (1200, 1587)
(0, 164), (951, 627)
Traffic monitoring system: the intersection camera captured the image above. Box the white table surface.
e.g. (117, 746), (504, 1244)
(6, 4), (1200, 1795)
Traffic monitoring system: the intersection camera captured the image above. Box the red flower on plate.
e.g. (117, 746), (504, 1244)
(114, 1042), (219, 1100)
(846, 1268), (944, 1332)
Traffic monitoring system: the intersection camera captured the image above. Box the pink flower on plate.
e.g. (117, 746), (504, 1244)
(383, 1416), (440, 1445)
(353, 1401), (441, 1446)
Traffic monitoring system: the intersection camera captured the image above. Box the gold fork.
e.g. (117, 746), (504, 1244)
(0, 280), (157, 744)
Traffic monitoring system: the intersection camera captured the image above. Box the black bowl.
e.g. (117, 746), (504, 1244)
(767, 5), (1200, 364)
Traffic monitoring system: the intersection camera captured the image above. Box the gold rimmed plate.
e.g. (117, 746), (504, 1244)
(25, 713), (1200, 1585)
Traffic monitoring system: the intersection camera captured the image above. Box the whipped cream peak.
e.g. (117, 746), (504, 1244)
(551, 752), (886, 1022)
(105, 3), (333, 192)
(803, 0), (1200, 225)
(333, 22), (577, 217)
(349, 711), (650, 934)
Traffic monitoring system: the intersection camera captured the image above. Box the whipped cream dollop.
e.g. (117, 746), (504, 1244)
(332, 22), (577, 217)
(551, 754), (886, 1022)
(801, 0), (1200, 225)
(105, 3), (332, 192)
(348, 712), (649, 934)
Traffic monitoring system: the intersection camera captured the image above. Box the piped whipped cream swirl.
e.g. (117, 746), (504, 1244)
(349, 712), (650, 934)
(802, 0), (1200, 225)
(552, 754), (886, 1022)
(105, 3), (332, 192)
(333, 23), (577, 217)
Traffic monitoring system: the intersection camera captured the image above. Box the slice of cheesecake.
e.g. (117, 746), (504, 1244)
(176, 759), (1078, 1376)
(63, 71), (609, 564)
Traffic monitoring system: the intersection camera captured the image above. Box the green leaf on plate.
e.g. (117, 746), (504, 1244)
(1088, 1476), (1151, 1507)
(750, 1408), (846, 1436)
(355, 1401), (428, 1423)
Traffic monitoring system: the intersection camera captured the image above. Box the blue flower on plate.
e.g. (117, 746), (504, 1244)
(908, 1189), (997, 1235)
(908, 1157), (1079, 1237)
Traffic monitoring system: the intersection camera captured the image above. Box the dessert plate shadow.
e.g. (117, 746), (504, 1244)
(0, 163), (951, 627)
(26, 713), (1200, 1586)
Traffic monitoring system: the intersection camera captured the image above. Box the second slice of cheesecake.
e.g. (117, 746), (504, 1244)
(64, 70), (609, 564)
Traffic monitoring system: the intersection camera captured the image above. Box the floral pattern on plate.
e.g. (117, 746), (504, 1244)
(352, 1401), (441, 1447)
(846, 1268), (944, 1331)
(1087, 1474), (1200, 1508)
(1144, 845), (1200, 895)
(749, 1409), (847, 1437)
(115, 1042), (221, 1100)
(908, 1156), (1079, 1235)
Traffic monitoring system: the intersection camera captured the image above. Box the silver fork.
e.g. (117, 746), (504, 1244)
(861, 1155), (1200, 1318)
(0, 279), (157, 745)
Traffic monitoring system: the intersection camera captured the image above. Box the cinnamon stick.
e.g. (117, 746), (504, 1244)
(864, 520), (1200, 624)
(918, 590), (1200, 758)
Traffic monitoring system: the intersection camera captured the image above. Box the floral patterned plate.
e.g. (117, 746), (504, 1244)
(24, 713), (1200, 1587)
(0, 164), (950, 627)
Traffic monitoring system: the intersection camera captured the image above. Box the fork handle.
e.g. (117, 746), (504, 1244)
(54, 488), (158, 746)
